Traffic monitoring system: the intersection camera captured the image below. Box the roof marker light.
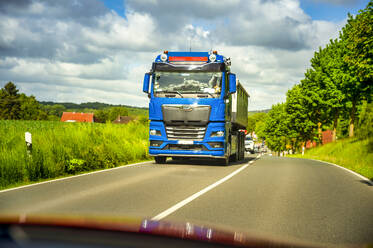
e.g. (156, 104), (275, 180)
(161, 53), (168, 62)
(209, 53), (216, 62)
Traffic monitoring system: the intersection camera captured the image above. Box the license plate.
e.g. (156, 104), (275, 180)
(178, 140), (194, 145)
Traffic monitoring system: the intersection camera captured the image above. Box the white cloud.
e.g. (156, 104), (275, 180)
(81, 11), (158, 52)
(0, 0), (346, 110)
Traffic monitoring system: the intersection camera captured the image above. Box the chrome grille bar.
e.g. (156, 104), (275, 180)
(165, 126), (206, 140)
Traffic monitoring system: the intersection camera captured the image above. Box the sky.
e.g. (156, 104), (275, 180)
(0, 0), (370, 110)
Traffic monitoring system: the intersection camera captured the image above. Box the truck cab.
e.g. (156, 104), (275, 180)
(143, 51), (248, 165)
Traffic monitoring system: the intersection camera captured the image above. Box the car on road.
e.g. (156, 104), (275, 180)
(245, 136), (255, 154)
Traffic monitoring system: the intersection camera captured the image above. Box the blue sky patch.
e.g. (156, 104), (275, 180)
(102, 0), (126, 17)
(300, 0), (370, 21)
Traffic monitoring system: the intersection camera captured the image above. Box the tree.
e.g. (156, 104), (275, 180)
(247, 112), (266, 136)
(357, 101), (373, 140)
(255, 118), (267, 142)
(108, 107), (128, 121)
(339, 2), (373, 137)
(320, 40), (346, 141)
(343, 1), (373, 84)
(263, 103), (289, 153)
(0, 82), (48, 120)
(42, 104), (66, 118)
(301, 41), (345, 141)
(285, 85), (316, 147)
(94, 109), (109, 123)
(94, 107), (129, 123)
(19, 94), (48, 120)
(247, 115), (256, 135)
(0, 82), (21, 119)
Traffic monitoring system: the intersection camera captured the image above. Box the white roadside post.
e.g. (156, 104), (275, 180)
(25, 132), (32, 155)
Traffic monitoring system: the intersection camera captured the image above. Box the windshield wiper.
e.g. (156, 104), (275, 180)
(158, 91), (184, 98)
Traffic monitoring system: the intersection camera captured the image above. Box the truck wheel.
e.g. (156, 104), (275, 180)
(154, 156), (167, 164)
(240, 132), (245, 160)
(219, 157), (229, 166)
(230, 153), (238, 162)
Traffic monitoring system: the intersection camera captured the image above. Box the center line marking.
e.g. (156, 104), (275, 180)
(152, 161), (253, 221)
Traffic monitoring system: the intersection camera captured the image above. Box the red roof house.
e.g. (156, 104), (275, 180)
(60, 112), (94, 123)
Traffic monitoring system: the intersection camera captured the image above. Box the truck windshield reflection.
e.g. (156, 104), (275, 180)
(154, 72), (222, 97)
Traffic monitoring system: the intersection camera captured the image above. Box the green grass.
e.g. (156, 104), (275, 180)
(0, 120), (150, 189)
(290, 138), (373, 180)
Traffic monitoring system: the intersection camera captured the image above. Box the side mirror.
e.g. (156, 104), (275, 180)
(143, 73), (150, 93)
(228, 73), (236, 94)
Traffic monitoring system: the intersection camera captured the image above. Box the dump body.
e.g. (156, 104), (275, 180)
(230, 82), (249, 129)
(142, 51), (249, 164)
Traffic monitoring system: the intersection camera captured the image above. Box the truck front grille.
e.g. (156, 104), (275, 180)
(165, 126), (206, 141)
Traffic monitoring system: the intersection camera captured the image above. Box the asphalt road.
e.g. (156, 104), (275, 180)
(0, 154), (372, 246)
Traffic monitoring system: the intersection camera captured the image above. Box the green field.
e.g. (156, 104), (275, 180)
(290, 138), (373, 180)
(0, 120), (150, 189)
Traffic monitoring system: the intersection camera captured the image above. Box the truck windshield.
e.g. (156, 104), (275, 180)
(154, 72), (222, 98)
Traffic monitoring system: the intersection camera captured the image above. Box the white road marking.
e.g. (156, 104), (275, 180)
(308, 158), (372, 185)
(0, 161), (153, 194)
(152, 162), (253, 221)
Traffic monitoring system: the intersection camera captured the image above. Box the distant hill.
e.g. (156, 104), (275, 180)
(40, 101), (268, 115)
(40, 101), (149, 118)
(40, 101), (148, 110)
(248, 109), (270, 115)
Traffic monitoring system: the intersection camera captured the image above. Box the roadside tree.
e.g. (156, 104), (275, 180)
(0, 82), (21, 120)
(339, 2), (373, 137)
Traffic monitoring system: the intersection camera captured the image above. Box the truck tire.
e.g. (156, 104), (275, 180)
(239, 132), (245, 160)
(219, 157), (229, 166)
(230, 152), (238, 162)
(154, 156), (167, 164)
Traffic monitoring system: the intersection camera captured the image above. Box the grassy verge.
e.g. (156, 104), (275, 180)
(290, 138), (373, 180)
(0, 120), (150, 190)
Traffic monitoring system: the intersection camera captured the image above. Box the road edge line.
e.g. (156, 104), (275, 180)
(291, 157), (372, 185)
(0, 160), (153, 194)
(152, 161), (253, 221)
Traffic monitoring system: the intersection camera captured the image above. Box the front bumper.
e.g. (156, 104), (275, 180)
(149, 145), (225, 158)
(149, 121), (226, 158)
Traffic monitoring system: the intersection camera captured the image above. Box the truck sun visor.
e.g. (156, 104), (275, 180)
(152, 62), (225, 72)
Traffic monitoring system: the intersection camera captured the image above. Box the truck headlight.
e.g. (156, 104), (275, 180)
(150, 129), (161, 136)
(150, 140), (163, 147)
(211, 131), (224, 137)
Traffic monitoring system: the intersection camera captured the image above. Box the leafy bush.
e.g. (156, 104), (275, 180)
(66, 159), (86, 173)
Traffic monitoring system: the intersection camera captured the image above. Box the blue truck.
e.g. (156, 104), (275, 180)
(142, 51), (249, 165)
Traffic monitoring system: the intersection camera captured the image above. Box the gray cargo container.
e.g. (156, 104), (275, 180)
(231, 81), (249, 129)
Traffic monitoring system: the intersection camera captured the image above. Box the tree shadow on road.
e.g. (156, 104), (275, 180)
(359, 180), (373, 186)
